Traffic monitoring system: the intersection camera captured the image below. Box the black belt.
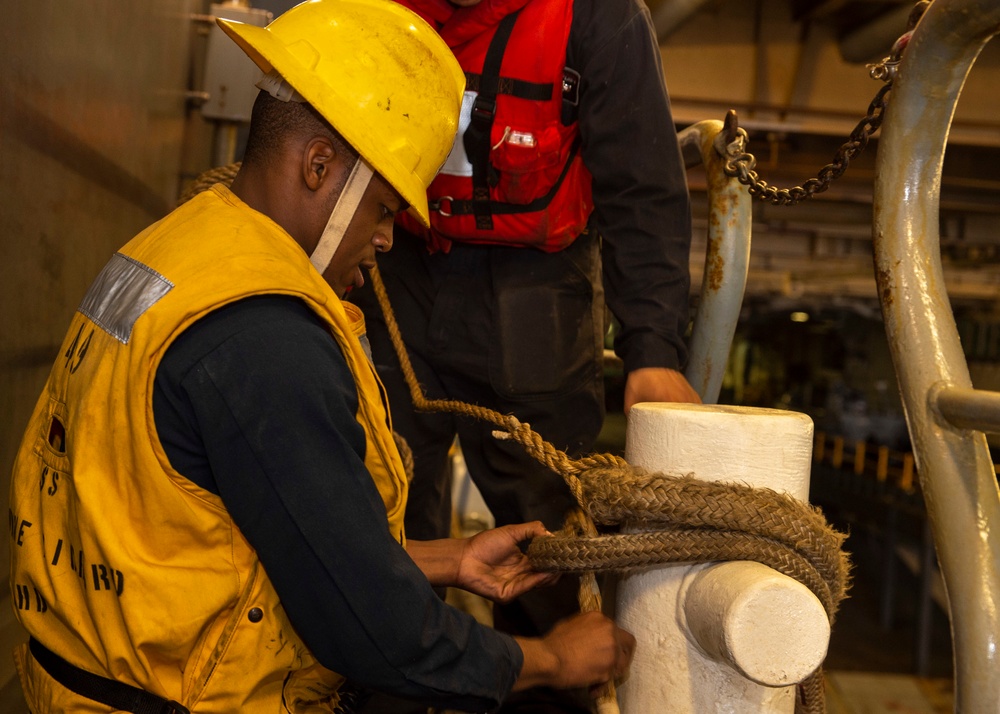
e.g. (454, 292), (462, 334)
(29, 637), (190, 714)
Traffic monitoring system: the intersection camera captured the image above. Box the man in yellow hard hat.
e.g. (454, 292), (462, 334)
(7, 1), (634, 712)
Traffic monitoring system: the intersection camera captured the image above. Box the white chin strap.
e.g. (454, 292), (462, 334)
(310, 158), (375, 275)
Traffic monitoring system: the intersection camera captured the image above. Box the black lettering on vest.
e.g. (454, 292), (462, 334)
(91, 564), (124, 595)
(71, 544), (85, 583)
(34, 588), (48, 613)
(64, 325), (94, 374)
(13, 518), (33, 546)
(14, 584), (50, 613)
(15, 584), (29, 611)
(55, 540), (92, 585)
(72, 330), (93, 374)
(92, 564), (110, 591)
(39, 467), (61, 497)
(64, 324), (83, 369)
(8, 509), (30, 543)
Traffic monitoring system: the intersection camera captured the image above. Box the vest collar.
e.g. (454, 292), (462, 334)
(408, 0), (534, 47)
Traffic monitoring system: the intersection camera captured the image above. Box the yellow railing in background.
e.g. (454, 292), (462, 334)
(814, 431), (918, 492)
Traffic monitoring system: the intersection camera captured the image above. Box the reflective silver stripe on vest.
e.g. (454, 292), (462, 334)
(78, 253), (174, 344)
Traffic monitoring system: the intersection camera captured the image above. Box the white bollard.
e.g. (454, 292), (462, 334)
(616, 403), (831, 713)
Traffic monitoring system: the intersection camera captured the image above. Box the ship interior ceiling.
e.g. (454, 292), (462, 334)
(2, 0), (1000, 711)
(656, 0), (1000, 308)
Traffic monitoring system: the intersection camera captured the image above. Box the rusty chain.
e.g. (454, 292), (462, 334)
(722, 0), (930, 206)
(723, 83), (891, 206)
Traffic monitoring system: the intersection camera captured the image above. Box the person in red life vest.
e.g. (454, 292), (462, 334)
(7, 2), (636, 713)
(349, 0), (699, 712)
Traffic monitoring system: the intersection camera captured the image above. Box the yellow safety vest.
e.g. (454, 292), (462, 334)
(9, 184), (409, 713)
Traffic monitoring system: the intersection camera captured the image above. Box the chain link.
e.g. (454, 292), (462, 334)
(723, 83), (892, 206)
(722, 0), (928, 206)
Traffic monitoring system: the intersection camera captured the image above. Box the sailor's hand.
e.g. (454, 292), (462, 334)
(514, 612), (636, 692)
(456, 521), (559, 602)
(624, 367), (701, 413)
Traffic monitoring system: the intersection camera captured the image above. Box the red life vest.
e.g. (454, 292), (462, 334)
(396, 0), (594, 253)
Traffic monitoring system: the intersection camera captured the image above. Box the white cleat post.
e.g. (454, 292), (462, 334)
(616, 403), (830, 713)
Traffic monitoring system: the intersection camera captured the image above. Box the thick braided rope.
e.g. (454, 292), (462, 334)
(533, 529), (834, 615)
(392, 431), (415, 484)
(177, 162), (241, 206)
(370, 264), (844, 714)
(564, 509), (619, 712)
(580, 468), (848, 617)
(798, 670), (827, 714)
(370, 266), (848, 609)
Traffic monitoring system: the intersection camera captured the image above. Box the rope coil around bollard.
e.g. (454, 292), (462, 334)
(536, 465), (849, 619)
(181, 166), (850, 714)
(367, 265), (850, 714)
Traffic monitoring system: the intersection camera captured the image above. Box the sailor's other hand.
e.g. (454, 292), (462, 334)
(457, 521), (559, 603)
(513, 611), (636, 692)
(624, 366), (701, 413)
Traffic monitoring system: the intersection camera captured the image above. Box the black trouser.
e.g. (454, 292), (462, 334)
(350, 230), (606, 714)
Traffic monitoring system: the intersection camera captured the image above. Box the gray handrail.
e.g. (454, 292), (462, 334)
(872, 1), (1000, 709)
(678, 119), (752, 404)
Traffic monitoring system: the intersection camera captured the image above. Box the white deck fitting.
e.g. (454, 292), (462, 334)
(616, 403), (828, 713)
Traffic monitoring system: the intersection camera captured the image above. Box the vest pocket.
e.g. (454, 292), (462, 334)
(491, 122), (562, 204)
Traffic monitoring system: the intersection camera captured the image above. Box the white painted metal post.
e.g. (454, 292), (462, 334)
(616, 403), (830, 713)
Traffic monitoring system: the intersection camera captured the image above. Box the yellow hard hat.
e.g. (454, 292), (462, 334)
(218, 0), (465, 227)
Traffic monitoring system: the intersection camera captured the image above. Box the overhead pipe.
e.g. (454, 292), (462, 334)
(840, 2), (924, 63)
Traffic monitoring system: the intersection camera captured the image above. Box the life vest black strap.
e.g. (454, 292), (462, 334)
(433, 136), (583, 217)
(465, 66), (580, 123)
(463, 10), (521, 231)
(464, 72), (553, 101)
(29, 637), (190, 714)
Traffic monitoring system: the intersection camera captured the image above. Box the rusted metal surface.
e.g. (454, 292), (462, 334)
(678, 119), (752, 404)
(872, 0), (1000, 709)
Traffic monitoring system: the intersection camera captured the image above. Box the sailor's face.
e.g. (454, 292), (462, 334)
(324, 174), (402, 298)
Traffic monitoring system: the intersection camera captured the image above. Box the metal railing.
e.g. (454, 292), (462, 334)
(872, 0), (1000, 709)
(678, 118), (753, 404)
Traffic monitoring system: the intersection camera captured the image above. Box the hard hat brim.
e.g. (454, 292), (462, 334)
(217, 17), (434, 227)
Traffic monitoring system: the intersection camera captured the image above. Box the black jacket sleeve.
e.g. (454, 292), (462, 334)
(152, 295), (521, 710)
(571, 0), (693, 373)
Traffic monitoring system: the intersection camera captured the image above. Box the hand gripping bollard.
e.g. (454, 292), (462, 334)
(616, 403), (830, 713)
